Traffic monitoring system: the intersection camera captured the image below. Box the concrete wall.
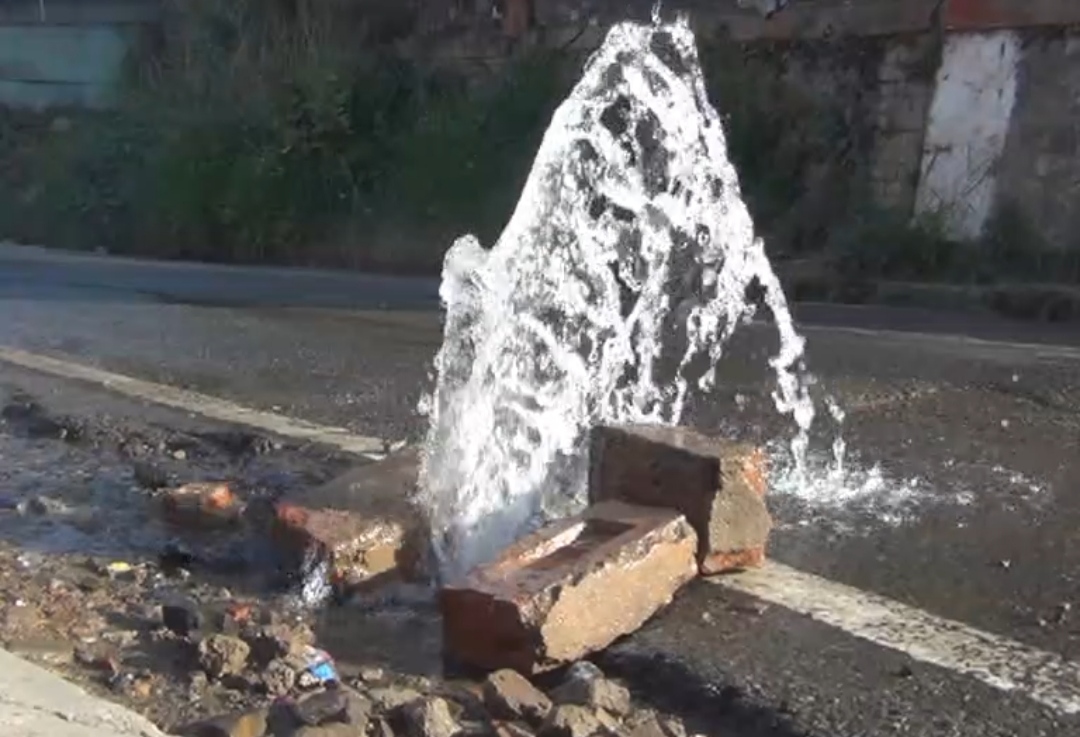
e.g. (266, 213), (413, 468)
(0, 0), (158, 110)
(420, 0), (1080, 251)
(924, 2), (1080, 250)
(708, 0), (1080, 252)
(868, 35), (936, 216)
(915, 31), (1020, 240)
(995, 29), (1080, 251)
(10, 0), (1080, 252)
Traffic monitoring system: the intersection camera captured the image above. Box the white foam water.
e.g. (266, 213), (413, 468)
(418, 16), (818, 583)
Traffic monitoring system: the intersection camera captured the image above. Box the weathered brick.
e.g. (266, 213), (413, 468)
(440, 501), (697, 674)
(483, 669), (552, 725)
(588, 424), (771, 574)
(162, 482), (241, 530)
(269, 448), (429, 593)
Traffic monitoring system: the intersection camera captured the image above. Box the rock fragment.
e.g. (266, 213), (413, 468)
(551, 676), (630, 716)
(482, 669), (552, 725)
(162, 597), (203, 638)
(291, 688), (350, 726)
(538, 705), (602, 737)
(368, 686), (424, 712)
(262, 658), (297, 696)
(163, 482), (242, 529)
(181, 709), (268, 737)
(197, 634), (251, 679)
(400, 696), (459, 737)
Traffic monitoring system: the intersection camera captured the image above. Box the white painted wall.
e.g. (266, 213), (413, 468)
(914, 30), (1021, 240)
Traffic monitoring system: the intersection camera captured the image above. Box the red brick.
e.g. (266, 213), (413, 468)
(588, 424), (771, 574)
(269, 448), (429, 593)
(701, 546), (766, 575)
(440, 501), (697, 674)
(162, 482), (241, 529)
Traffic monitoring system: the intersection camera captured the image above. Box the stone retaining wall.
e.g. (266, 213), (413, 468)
(0, 0), (158, 109)
(5, 0), (1080, 253)
(430, 0), (1080, 251)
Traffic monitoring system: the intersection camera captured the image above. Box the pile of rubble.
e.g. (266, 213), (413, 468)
(146, 422), (771, 736)
(183, 658), (691, 737)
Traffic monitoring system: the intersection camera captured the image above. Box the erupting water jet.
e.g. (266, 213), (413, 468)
(419, 15), (820, 584)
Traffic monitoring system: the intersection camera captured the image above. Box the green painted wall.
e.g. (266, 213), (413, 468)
(0, 0), (157, 109)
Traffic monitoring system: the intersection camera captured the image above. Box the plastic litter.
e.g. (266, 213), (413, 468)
(294, 646), (338, 689)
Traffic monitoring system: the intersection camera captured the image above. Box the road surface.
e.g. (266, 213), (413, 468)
(2, 242), (1080, 736)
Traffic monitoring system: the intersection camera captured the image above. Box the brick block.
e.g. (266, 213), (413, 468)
(162, 482), (241, 530)
(588, 425), (771, 574)
(440, 501), (697, 674)
(269, 448), (429, 593)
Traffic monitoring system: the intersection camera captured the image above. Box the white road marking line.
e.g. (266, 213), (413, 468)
(714, 562), (1080, 716)
(0, 347), (396, 459)
(5, 346), (1080, 715)
(800, 323), (1080, 363)
(746, 317), (1080, 363)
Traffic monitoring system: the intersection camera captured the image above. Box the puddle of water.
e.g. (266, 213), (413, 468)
(766, 438), (1052, 536)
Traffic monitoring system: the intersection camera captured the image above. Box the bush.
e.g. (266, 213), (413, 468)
(6, 9), (1077, 289)
(698, 36), (868, 260)
(824, 205), (980, 282)
(0, 0), (571, 269)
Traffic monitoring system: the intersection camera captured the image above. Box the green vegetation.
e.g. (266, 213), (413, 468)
(1, 5), (1077, 298)
(699, 37), (866, 260)
(0, 0), (574, 270)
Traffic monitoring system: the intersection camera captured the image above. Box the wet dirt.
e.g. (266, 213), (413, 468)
(0, 379), (711, 737)
(0, 381), (375, 729)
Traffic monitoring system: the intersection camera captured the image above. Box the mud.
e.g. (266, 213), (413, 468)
(0, 378), (707, 737)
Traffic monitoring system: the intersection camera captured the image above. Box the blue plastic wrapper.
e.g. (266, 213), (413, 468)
(295, 646), (338, 689)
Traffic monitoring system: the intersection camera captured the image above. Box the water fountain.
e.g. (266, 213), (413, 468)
(418, 13), (821, 584)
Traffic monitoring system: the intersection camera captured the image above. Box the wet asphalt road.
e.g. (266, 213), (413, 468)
(3, 242), (1080, 736)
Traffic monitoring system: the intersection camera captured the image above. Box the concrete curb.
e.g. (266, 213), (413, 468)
(782, 272), (1080, 324)
(0, 647), (175, 737)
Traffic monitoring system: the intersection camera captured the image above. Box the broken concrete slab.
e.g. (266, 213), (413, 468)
(439, 501), (697, 674)
(0, 646), (177, 736)
(269, 447), (430, 593)
(588, 424), (771, 574)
